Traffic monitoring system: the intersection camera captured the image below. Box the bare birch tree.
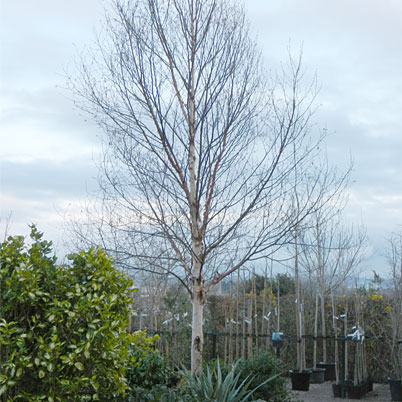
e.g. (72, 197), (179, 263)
(70, 0), (346, 373)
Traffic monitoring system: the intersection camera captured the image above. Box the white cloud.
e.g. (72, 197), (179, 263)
(0, 86), (101, 163)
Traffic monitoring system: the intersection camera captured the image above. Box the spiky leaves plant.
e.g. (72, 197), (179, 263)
(181, 359), (277, 402)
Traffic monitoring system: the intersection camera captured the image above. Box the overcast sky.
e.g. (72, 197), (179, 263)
(1, 0), (401, 276)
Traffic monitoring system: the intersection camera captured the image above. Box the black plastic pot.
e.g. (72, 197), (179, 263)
(308, 367), (326, 384)
(361, 379), (373, 394)
(388, 378), (402, 401)
(367, 378), (373, 393)
(289, 369), (312, 391)
(332, 380), (352, 398)
(360, 380), (367, 395)
(316, 362), (336, 381)
(348, 383), (365, 399)
(332, 383), (342, 398)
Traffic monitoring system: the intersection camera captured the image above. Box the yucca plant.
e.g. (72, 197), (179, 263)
(181, 359), (278, 402)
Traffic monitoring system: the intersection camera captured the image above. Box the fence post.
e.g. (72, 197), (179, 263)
(341, 337), (346, 398)
(212, 333), (217, 360)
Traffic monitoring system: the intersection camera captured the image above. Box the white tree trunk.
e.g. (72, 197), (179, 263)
(191, 281), (204, 374)
(295, 237), (303, 372)
(313, 292), (318, 369)
(321, 292), (327, 362)
(187, 0), (204, 374)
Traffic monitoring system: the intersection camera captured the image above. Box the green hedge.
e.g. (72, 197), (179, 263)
(0, 226), (133, 401)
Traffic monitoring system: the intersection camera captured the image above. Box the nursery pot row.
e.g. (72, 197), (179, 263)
(333, 379), (373, 400)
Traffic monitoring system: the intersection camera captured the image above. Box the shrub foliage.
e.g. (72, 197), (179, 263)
(0, 226), (133, 401)
(125, 331), (182, 401)
(236, 351), (289, 401)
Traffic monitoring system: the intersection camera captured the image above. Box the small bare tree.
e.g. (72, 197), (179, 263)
(299, 205), (367, 363)
(287, 148), (352, 373)
(70, 0), (346, 373)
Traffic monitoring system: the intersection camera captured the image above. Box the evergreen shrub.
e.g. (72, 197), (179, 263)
(0, 226), (133, 401)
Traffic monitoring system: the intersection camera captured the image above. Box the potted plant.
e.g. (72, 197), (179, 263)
(387, 232), (402, 401)
(315, 289), (336, 382)
(347, 331), (367, 399)
(315, 289), (336, 381)
(289, 233), (311, 391)
(315, 287), (336, 382)
(308, 291), (326, 384)
(332, 298), (352, 398)
(331, 293), (343, 397)
(347, 293), (369, 399)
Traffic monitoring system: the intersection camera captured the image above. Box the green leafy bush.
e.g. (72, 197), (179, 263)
(235, 351), (289, 401)
(125, 330), (183, 401)
(0, 226), (133, 401)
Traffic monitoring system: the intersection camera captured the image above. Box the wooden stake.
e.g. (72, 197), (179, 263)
(242, 270), (246, 359)
(313, 292), (319, 369)
(229, 274), (233, 363)
(236, 269), (240, 360)
(253, 269), (258, 351)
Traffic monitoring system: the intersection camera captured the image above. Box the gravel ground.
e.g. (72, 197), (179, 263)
(288, 381), (391, 402)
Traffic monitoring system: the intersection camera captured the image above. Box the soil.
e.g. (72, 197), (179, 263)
(288, 381), (391, 402)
